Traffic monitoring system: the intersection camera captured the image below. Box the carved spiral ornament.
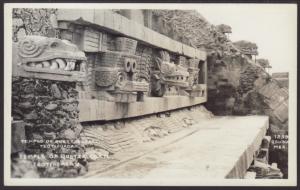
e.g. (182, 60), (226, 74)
(18, 38), (45, 58)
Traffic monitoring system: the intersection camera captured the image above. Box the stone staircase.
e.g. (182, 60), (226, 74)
(80, 105), (213, 162)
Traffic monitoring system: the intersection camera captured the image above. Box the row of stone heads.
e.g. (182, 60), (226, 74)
(13, 35), (203, 79)
(12, 35), (207, 100)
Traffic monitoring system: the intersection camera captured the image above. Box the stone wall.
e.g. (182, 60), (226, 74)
(12, 8), (59, 42)
(11, 78), (86, 177)
(12, 8), (86, 178)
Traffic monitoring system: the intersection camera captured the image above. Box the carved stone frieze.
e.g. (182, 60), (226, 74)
(55, 19), (206, 101)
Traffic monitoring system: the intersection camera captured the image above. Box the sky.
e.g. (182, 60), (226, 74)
(196, 4), (297, 74)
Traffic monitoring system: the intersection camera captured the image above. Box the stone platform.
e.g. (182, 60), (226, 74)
(79, 96), (207, 121)
(83, 116), (269, 179)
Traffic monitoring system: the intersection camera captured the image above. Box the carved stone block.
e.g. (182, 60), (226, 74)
(95, 68), (118, 87)
(92, 50), (149, 102)
(273, 100), (288, 123)
(82, 28), (102, 52)
(177, 56), (187, 66)
(12, 35), (87, 82)
(188, 84), (207, 97)
(115, 37), (137, 54)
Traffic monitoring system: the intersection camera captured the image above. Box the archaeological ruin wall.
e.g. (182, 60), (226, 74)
(11, 8), (209, 178)
(55, 9), (208, 121)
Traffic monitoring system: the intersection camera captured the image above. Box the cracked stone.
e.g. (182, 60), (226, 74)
(61, 98), (77, 103)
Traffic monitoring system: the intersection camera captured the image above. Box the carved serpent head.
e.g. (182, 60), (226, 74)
(15, 35), (87, 72)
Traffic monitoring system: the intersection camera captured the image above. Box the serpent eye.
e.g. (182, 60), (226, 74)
(50, 42), (59, 48)
(118, 74), (124, 82)
(115, 72), (126, 87)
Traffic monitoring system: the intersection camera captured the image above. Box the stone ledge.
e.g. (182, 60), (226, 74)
(79, 96), (207, 122)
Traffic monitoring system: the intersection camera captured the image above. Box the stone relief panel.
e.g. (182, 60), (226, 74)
(134, 44), (152, 86)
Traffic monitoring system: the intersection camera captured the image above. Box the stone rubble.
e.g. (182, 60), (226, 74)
(247, 161), (283, 179)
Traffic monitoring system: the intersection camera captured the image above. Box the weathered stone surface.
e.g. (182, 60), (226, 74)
(74, 124), (83, 136)
(11, 157), (40, 178)
(51, 84), (61, 98)
(63, 129), (76, 140)
(44, 131), (56, 139)
(19, 102), (34, 109)
(272, 72), (289, 88)
(61, 103), (77, 112)
(45, 103), (58, 111)
(273, 101), (288, 123)
(11, 121), (26, 153)
(13, 8), (58, 41)
(32, 133), (43, 140)
(24, 111), (38, 120)
(56, 9), (206, 60)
